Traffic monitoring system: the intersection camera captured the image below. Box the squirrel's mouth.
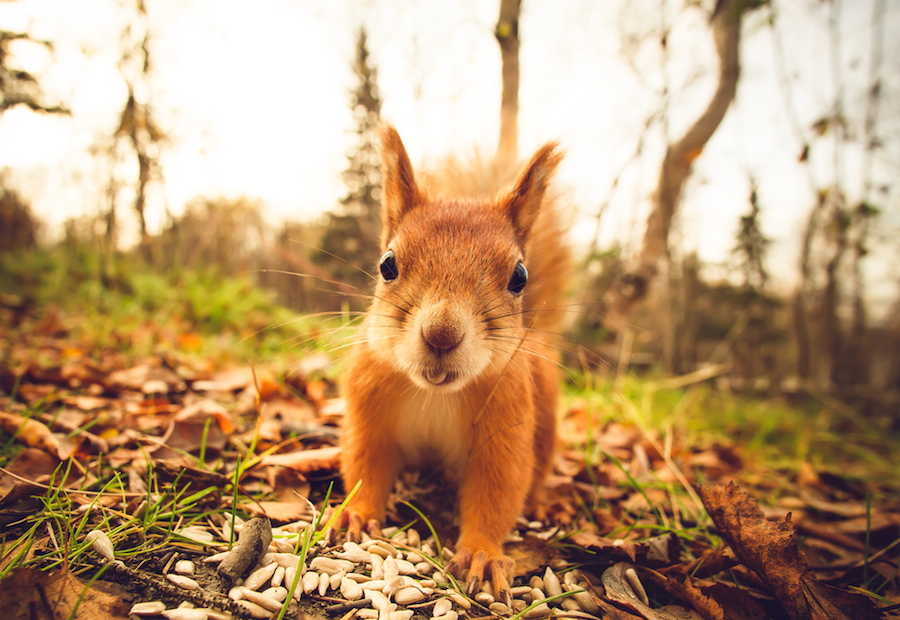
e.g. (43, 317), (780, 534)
(423, 368), (456, 386)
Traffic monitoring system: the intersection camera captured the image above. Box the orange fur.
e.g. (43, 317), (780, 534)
(340, 125), (571, 600)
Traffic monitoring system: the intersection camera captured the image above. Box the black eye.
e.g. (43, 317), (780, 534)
(508, 261), (528, 294)
(380, 250), (398, 281)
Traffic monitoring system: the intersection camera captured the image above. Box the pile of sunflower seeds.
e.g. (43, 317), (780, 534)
(111, 514), (604, 619)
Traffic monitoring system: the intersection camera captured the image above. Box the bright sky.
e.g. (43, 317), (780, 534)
(1, 0), (898, 309)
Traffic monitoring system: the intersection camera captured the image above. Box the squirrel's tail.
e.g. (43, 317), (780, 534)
(421, 149), (573, 334)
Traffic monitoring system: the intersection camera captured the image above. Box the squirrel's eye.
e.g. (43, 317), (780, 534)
(380, 250), (398, 281)
(508, 261), (528, 294)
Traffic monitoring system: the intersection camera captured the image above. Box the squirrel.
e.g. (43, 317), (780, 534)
(337, 124), (571, 604)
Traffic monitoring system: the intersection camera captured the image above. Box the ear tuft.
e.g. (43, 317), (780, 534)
(379, 124), (420, 249)
(499, 142), (563, 246)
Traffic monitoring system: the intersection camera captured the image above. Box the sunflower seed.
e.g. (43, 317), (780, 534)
(166, 574), (200, 590)
(318, 571), (330, 595)
(161, 609), (208, 620)
(542, 567), (562, 597)
(234, 600), (271, 618)
(302, 570), (319, 594)
(432, 598), (452, 618)
(394, 587), (426, 606)
(341, 577), (364, 601)
(85, 530), (115, 563)
(130, 602), (166, 615)
(174, 560), (194, 575)
(240, 589), (283, 612)
(243, 562), (278, 591)
(474, 592), (493, 606)
(261, 586), (288, 602)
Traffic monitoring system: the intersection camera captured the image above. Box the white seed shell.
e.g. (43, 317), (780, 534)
(85, 530), (115, 563)
(166, 574), (200, 590)
(130, 602), (166, 615)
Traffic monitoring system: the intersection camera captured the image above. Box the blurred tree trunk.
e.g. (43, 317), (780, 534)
(607, 0), (746, 330)
(495, 0), (520, 163)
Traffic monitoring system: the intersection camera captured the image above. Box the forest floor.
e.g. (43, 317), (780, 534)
(0, 292), (898, 620)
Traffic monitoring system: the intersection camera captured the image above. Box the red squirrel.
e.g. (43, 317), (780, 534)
(338, 125), (571, 603)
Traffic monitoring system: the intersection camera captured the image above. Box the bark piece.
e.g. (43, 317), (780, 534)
(217, 516), (274, 584)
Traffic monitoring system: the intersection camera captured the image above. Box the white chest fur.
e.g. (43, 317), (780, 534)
(394, 389), (468, 476)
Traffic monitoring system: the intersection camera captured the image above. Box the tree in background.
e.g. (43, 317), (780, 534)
(106, 0), (165, 259)
(0, 19), (68, 253)
(606, 0), (764, 331)
(495, 0), (521, 163)
(314, 28), (383, 305)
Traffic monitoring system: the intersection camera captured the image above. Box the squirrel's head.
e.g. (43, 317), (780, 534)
(365, 125), (562, 393)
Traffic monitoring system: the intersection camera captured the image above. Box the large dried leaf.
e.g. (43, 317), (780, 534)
(0, 567), (130, 620)
(0, 411), (60, 455)
(699, 483), (883, 620)
(603, 562), (704, 620)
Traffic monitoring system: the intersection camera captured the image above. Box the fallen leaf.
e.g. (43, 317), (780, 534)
(0, 411), (60, 456)
(0, 567), (131, 620)
(241, 500), (311, 522)
(260, 446), (341, 472)
(699, 483), (883, 620)
(603, 562), (704, 620)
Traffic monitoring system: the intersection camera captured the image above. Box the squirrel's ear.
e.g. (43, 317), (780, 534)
(379, 124), (421, 248)
(499, 142), (562, 246)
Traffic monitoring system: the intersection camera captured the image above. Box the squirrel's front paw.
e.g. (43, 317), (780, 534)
(326, 507), (382, 545)
(446, 548), (514, 606)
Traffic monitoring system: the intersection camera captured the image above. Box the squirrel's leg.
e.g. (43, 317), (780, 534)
(447, 392), (534, 606)
(338, 358), (403, 541)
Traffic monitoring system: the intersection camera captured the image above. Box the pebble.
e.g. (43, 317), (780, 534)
(166, 574), (200, 590)
(130, 602), (166, 615)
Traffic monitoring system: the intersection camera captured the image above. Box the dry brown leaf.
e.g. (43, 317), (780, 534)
(602, 562), (704, 620)
(241, 500), (311, 522)
(0, 567), (131, 620)
(260, 446), (342, 472)
(0, 411), (60, 456)
(700, 483), (884, 620)
(570, 530), (680, 567)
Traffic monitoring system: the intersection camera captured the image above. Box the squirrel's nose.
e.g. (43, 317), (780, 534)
(421, 310), (464, 353)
